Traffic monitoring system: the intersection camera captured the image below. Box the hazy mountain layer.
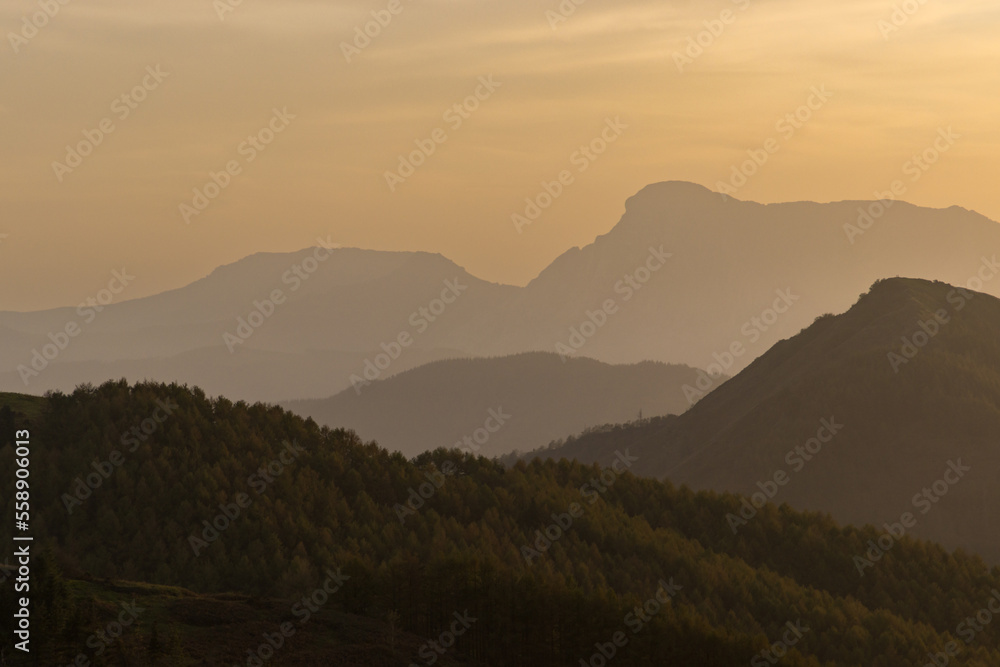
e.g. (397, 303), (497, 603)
(283, 353), (708, 458)
(3, 183), (999, 402)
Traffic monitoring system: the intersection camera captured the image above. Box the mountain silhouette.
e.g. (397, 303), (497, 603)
(3, 183), (999, 404)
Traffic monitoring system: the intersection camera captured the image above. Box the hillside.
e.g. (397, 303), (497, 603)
(536, 277), (1000, 562)
(283, 353), (708, 458)
(5, 381), (1000, 664)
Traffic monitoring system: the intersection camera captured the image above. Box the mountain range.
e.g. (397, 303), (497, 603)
(3, 182), (999, 407)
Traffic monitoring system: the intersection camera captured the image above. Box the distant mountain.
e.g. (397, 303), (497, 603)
(283, 353), (709, 458)
(532, 277), (1000, 562)
(7, 381), (1000, 665)
(515, 181), (1000, 370)
(3, 182), (1000, 402)
(0, 248), (508, 401)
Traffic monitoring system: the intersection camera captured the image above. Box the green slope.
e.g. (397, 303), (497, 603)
(0, 391), (45, 422)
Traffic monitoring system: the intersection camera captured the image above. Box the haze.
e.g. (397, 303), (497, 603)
(2, 0), (999, 310)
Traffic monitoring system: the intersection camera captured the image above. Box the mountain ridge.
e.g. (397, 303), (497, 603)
(4, 183), (1000, 405)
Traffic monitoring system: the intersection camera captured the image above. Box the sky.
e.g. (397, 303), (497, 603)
(1, 0), (999, 310)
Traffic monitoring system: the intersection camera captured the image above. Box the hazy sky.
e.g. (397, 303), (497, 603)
(2, 0), (999, 310)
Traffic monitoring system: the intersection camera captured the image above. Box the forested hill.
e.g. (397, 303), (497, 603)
(532, 277), (1000, 562)
(4, 381), (1000, 665)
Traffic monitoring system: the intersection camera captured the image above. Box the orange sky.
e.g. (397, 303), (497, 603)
(2, 0), (999, 310)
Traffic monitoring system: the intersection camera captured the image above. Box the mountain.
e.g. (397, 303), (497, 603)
(283, 353), (709, 458)
(515, 181), (1000, 370)
(0, 248), (512, 402)
(533, 277), (1000, 562)
(6, 381), (1000, 665)
(3, 182), (1000, 403)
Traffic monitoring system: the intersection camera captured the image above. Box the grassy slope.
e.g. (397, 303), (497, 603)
(0, 391), (45, 422)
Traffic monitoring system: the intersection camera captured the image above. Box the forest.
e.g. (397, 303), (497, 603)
(2, 380), (1000, 665)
